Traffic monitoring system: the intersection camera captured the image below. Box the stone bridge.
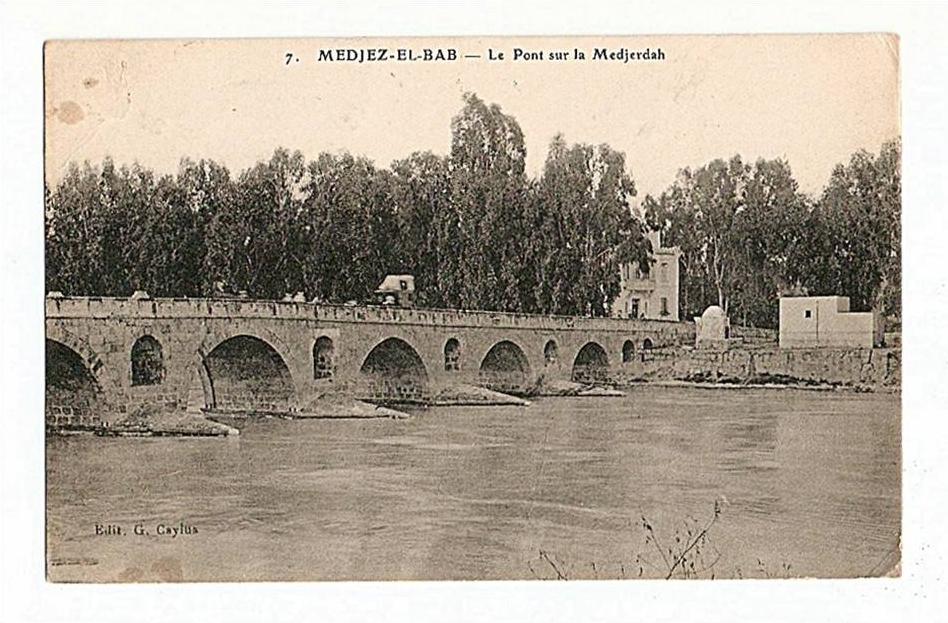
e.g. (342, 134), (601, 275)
(45, 296), (694, 425)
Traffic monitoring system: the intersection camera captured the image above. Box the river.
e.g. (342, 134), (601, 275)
(46, 386), (900, 581)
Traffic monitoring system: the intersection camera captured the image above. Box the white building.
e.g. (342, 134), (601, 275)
(614, 230), (681, 321)
(778, 295), (883, 348)
(375, 274), (416, 307)
(694, 305), (730, 349)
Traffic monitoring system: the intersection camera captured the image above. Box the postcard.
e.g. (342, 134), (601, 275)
(44, 34), (900, 582)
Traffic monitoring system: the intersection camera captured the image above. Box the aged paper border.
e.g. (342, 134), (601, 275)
(3, 1), (946, 621)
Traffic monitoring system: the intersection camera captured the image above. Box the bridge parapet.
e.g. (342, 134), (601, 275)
(46, 296), (694, 336)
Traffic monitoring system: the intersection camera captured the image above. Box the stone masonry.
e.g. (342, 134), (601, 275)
(46, 296), (696, 422)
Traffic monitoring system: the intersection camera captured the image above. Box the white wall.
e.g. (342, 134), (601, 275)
(779, 296), (879, 348)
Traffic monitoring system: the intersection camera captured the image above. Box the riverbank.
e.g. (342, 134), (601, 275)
(534, 378), (626, 397)
(636, 378), (894, 394)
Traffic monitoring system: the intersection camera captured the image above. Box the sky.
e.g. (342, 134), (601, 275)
(44, 35), (900, 203)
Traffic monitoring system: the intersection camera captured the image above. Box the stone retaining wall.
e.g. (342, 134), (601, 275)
(614, 346), (901, 388)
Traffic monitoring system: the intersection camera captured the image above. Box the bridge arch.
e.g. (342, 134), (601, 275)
(358, 337), (430, 404)
(572, 341), (610, 383)
(622, 339), (636, 364)
(45, 325), (104, 379)
(46, 338), (106, 429)
(479, 340), (533, 395)
(200, 334), (297, 414)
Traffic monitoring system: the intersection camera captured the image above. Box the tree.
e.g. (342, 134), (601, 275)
(449, 93), (532, 311)
(533, 135), (647, 316)
(643, 189), (711, 320)
(389, 152), (459, 308)
(46, 159), (208, 297)
(204, 148), (306, 299)
(173, 158), (237, 295)
(729, 159), (809, 326)
(645, 156), (810, 327)
(645, 156), (748, 318)
(125, 173), (203, 297)
(799, 139), (901, 316)
(299, 152), (398, 302)
(46, 162), (110, 295)
(51, 96), (893, 326)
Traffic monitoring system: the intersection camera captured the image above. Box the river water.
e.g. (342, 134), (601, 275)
(46, 386), (900, 581)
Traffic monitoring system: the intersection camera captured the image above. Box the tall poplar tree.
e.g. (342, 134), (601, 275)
(449, 93), (532, 311)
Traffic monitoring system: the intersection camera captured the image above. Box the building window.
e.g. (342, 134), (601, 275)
(313, 336), (334, 379)
(444, 338), (461, 372)
(622, 340), (635, 363)
(629, 298), (640, 319)
(804, 309), (812, 319)
(660, 262), (668, 283)
(131, 335), (163, 386)
(660, 297), (669, 316)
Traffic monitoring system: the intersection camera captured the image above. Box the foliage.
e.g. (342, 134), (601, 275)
(532, 135), (648, 316)
(731, 159), (810, 326)
(300, 152), (398, 302)
(45, 95), (900, 327)
(389, 152), (457, 308)
(645, 141), (899, 327)
(46, 159), (206, 297)
(448, 93), (533, 312)
(797, 139), (901, 316)
(644, 157), (748, 319)
(204, 148), (306, 299)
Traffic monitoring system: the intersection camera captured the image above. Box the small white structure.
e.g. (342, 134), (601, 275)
(779, 296), (882, 349)
(376, 274), (416, 308)
(694, 305), (730, 349)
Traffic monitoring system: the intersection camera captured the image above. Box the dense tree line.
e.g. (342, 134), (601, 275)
(45, 93), (900, 327)
(644, 139), (900, 327)
(45, 93), (647, 315)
